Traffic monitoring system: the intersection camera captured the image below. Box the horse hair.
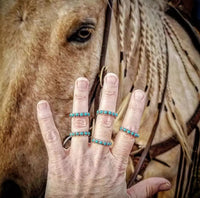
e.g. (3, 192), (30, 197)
(115, 0), (200, 160)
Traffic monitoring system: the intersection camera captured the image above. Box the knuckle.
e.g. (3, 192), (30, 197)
(146, 185), (154, 197)
(129, 103), (143, 112)
(40, 116), (51, 124)
(44, 128), (58, 143)
(74, 94), (87, 101)
(104, 89), (117, 98)
(38, 112), (52, 120)
(39, 117), (54, 130)
(113, 156), (128, 171)
(99, 115), (113, 128)
(73, 117), (88, 129)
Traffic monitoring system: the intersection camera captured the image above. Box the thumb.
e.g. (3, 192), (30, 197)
(127, 177), (171, 198)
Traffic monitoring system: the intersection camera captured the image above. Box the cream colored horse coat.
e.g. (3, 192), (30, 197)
(0, 0), (199, 197)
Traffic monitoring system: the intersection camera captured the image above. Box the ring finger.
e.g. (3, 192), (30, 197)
(91, 73), (119, 152)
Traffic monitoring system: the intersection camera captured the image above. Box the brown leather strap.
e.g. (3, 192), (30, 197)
(174, 127), (200, 198)
(174, 147), (184, 198)
(131, 102), (200, 161)
(184, 127), (200, 197)
(89, 0), (113, 113)
(149, 102), (200, 158)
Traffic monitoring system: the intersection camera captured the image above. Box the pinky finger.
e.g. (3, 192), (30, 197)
(37, 100), (65, 162)
(112, 90), (146, 163)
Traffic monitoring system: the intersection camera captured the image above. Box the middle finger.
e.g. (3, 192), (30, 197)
(71, 77), (90, 153)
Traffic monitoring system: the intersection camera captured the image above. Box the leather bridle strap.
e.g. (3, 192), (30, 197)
(89, 0), (113, 113)
(148, 102), (200, 158)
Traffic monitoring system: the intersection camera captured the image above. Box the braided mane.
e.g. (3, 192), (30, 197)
(114, 0), (200, 159)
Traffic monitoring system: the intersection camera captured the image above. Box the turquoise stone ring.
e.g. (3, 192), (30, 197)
(120, 127), (139, 138)
(69, 112), (90, 117)
(70, 131), (91, 137)
(91, 138), (112, 146)
(96, 110), (118, 118)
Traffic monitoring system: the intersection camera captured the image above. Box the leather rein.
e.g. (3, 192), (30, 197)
(88, 0), (113, 112)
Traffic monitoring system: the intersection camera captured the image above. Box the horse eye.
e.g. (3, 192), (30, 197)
(78, 28), (92, 39)
(68, 26), (95, 43)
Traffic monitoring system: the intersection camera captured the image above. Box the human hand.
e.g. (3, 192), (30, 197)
(37, 73), (171, 198)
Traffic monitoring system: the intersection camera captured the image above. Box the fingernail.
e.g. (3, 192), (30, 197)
(37, 101), (48, 111)
(77, 78), (88, 90)
(134, 90), (144, 101)
(159, 182), (171, 191)
(105, 74), (118, 86)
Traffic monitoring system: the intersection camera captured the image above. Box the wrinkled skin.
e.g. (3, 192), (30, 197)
(0, 0), (199, 198)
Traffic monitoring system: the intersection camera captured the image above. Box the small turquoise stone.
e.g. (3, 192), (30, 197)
(76, 113), (79, 116)
(84, 112), (88, 116)
(88, 132), (91, 136)
(112, 112), (115, 116)
(84, 132), (88, 135)
(127, 130), (131, 134)
(131, 132), (135, 136)
(76, 132), (79, 135)
(135, 133), (139, 137)
(123, 128), (127, 132)
(70, 133), (72, 136)
(80, 113), (83, 116)
(104, 142), (107, 146)
(100, 110), (103, 114)
(80, 132), (84, 135)
(88, 113), (90, 116)
(115, 113), (118, 117)
(92, 139), (95, 142)
(99, 141), (103, 144)
(104, 111), (108, 114)
(108, 111), (112, 115)
(95, 140), (98, 143)
(97, 110), (99, 114)
(120, 127), (123, 130)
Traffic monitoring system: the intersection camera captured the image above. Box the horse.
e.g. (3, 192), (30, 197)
(0, 0), (199, 197)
